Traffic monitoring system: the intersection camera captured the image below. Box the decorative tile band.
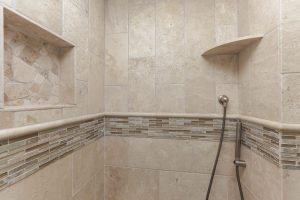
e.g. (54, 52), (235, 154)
(240, 121), (280, 166)
(281, 131), (300, 170)
(0, 117), (104, 190)
(105, 116), (237, 141)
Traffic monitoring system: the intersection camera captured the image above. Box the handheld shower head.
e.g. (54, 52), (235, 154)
(218, 95), (229, 107)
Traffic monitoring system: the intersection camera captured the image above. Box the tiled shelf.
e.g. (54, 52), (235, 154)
(3, 6), (74, 47)
(202, 35), (263, 56)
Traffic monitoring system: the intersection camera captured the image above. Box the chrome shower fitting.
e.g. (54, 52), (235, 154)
(218, 95), (229, 107)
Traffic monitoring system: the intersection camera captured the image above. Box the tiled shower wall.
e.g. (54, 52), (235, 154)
(104, 0), (239, 114)
(0, 0), (105, 129)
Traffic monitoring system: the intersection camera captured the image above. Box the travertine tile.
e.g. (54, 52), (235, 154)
(105, 86), (128, 112)
(156, 0), (185, 57)
(89, 0), (105, 56)
(185, 0), (215, 57)
(128, 58), (156, 112)
(88, 54), (104, 113)
(105, 33), (128, 86)
(15, 0), (62, 34)
(159, 171), (237, 200)
(105, 137), (236, 176)
(215, 0), (238, 43)
(282, 21), (300, 73)
(237, 0), (249, 36)
(73, 178), (96, 200)
(63, 0), (89, 49)
(283, 170), (300, 200)
(213, 55), (238, 84)
(156, 84), (185, 113)
(0, 0), (15, 7)
(282, 0), (300, 22)
(129, 2), (155, 58)
(72, 141), (99, 194)
(105, 0), (128, 34)
(185, 57), (216, 114)
(282, 74), (300, 123)
(105, 166), (159, 200)
(13, 109), (62, 127)
(75, 48), (90, 81)
(0, 111), (13, 129)
(247, 0), (279, 34)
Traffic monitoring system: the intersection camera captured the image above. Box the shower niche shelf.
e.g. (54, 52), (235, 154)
(0, 5), (76, 110)
(202, 35), (263, 56)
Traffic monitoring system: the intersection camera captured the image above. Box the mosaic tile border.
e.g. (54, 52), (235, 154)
(104, 116), (238, 141)
(0, 117), (104, 190)
(240, 121), (280, 166)
(281, 131), (300, 170)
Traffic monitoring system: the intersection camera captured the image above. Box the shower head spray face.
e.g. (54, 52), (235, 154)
(218, 95), (229, 107)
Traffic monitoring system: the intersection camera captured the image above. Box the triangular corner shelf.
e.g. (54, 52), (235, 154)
(202, 35), (263, 56)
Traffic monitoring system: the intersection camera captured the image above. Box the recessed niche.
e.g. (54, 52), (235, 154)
(0, 6), (75, 110)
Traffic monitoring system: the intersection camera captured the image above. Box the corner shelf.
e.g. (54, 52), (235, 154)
(202, 35), (263, 56)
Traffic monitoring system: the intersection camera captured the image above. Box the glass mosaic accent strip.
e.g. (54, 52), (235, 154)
(0, 117), (104, 190)
(281, 131), (300, 170)
(105, 116), (238, 141)
(241, 121), (280, 166)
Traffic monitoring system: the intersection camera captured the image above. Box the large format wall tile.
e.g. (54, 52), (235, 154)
(128, 58), (156, 112)
(105, 137), (236, 176)
(283, 170), (300, 200)
(15, 0), (62, 34)
(282, 0), (300, 22)
(105, 86), (128, 112)
(105, 166), (159, 200)
(282, 74), (300, 123)
(282, 21), (300, 73)
(129, 2), (155, 58)
(105, 0), (128, 34)
(215, 0), (238, 43)
(105, 34), (128, 86)
(63, 0), (89, 49)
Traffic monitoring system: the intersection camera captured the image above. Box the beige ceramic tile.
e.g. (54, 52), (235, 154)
(156, 0), (185, 57)
(282, 21), (300, 73)
(105, 86), (128, 112)
(72, 140), (101, 195)
(159, 171), (237, 200)
(39, 154), (73, 200)
(72, 178), (96, 200)
(247, 0), (279, 34)
(215, 0), (238, 43)
(15, 0), (62, 34)
(0, 0), (15, 7)
(237, 0), (249, 36)
(156, 84), (185, 113)
(0, 111), (13, 129)
(213, 55), (238, 84)
(75, 48), (90, 81)
(281, 0), (300, 22)
(129, 0), (155, 5)
(128, 58), (156, 112)
(185, 57), (216, 114)
(185, 0), (215, 57)
(13, 109), (62, 127)
(283, 169), (300, 200)
(63, 0), (89, 49)
(282, 73), (300, 123)
(105, 166), (159, 200)
(105, 33), (128, 86)
(128, 2), (155, 58)
(88, 54), (104, 113)
(89, 0), (105, 56)
(105, 137), (236, 176)
(155, 55), (185, 85)
(105, 0), (128, 34)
